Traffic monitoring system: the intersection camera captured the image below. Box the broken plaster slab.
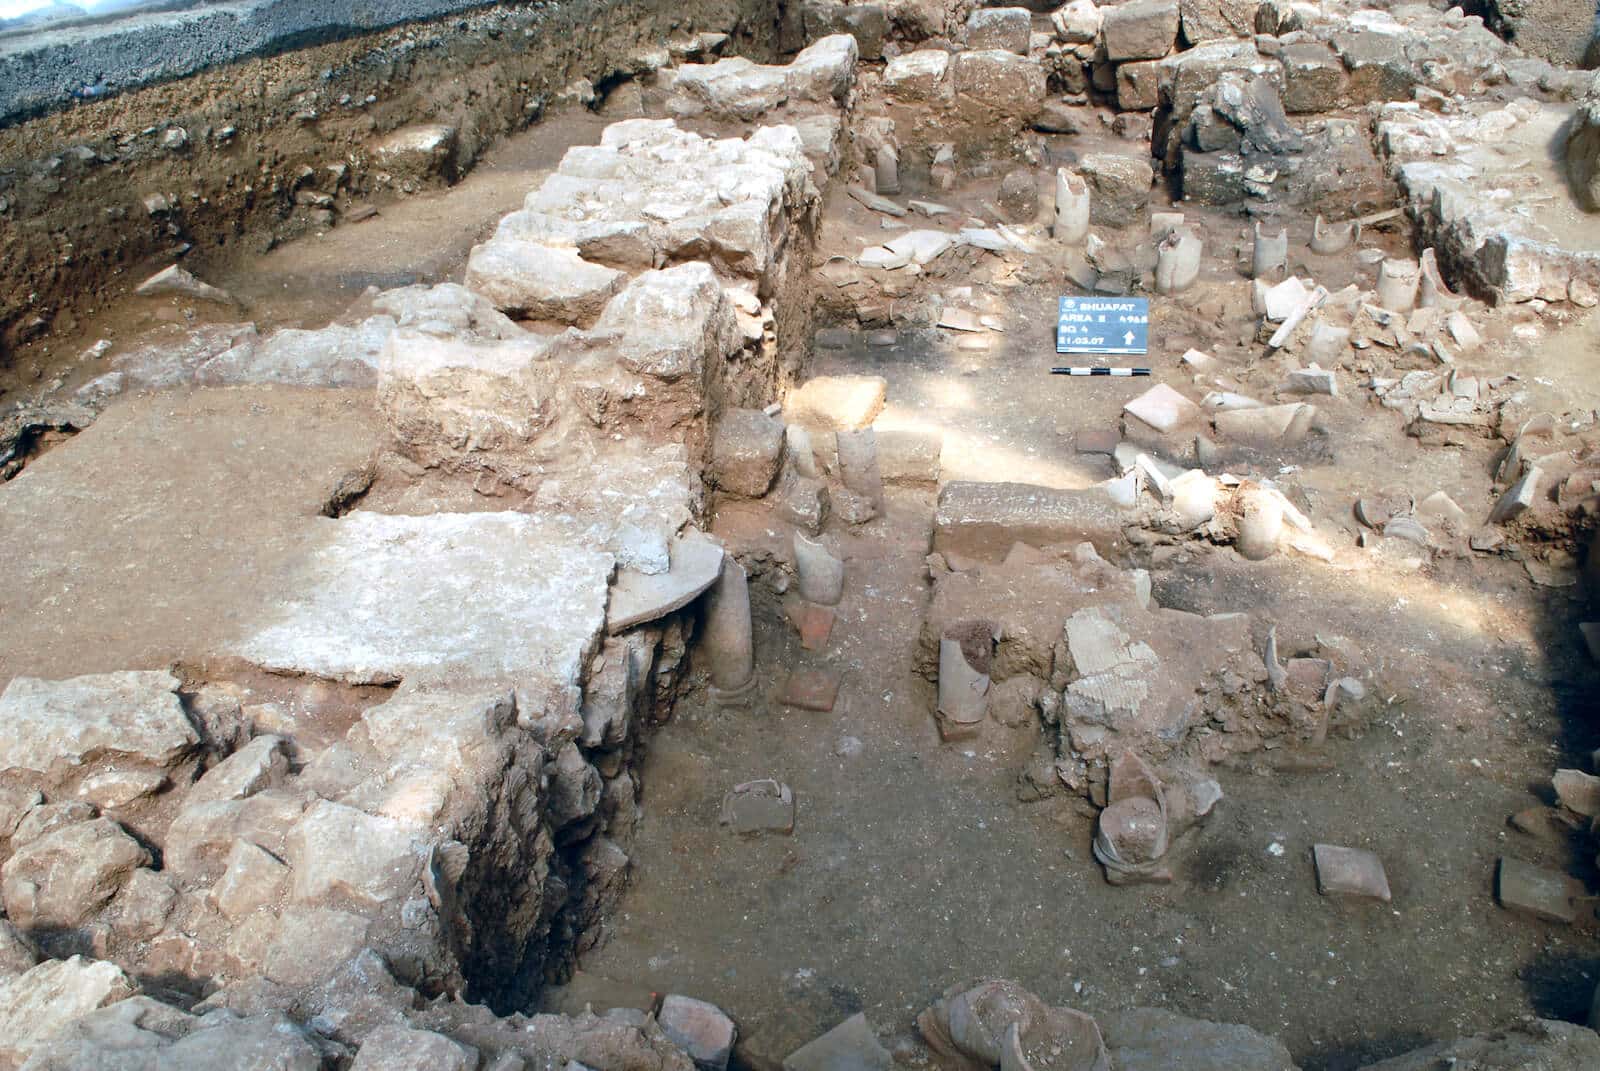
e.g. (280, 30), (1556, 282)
(607, 533), (724, 634)
(1062, 607), (1160, 729)
(231, 511), (613, 700)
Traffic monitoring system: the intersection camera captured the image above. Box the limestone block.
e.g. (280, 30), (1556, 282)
(164, 791), (310, 883)
(1098, 1007), (1296, 1070)
(351, 1025), (478, 1071)
(965, 8), (1031, 54)
(1102, 0), (1179, 61)
(1052, 0), (1103, 43)
(933, 481), (1131, 558)
(788, 34), (860, 104)
(0, 670), (197, 776)
(371, 123), (458, 181)
(211, 839), (290, 919)
(1079, 153), (1154, 227)
(0, 957), (136, 1068)
(1280, 42), (1346, 114)
(595, 263), (742, 382)
(1, 817), (151, 929)
(369, 282), (526, 340)
(377, 330), (555, 465)
(672, 58), (790, 119)
(229, 511), (614, 696)
(950, 50), (1047, 121)
(1117, 59), (1162, 111)
(287, 800), (421, 907)
(712, 409), (786, 497)
(1178, 0), (1256, 44)
(883, 50), (951, 102)
(187, 735), (290, 806)
(464, 240), (624, 325)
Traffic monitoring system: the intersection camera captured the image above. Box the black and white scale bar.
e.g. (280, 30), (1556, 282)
(1050, 366), (1150, 377)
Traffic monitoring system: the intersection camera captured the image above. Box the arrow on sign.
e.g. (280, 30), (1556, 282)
(1123, 330), (1136, 346)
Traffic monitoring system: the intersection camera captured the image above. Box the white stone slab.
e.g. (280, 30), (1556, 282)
(231, 512), (613, 696)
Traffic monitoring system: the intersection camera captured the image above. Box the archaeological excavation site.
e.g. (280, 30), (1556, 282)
(5, 0), (1600, 1066)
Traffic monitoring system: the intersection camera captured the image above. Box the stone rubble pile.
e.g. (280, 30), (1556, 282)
(913, 537), (1359, 811)
(7, 4), (1600, 1066)
(0, 38), (871, 1071)
(1495, 757), (1600, 926)
(1381, 97), (1600, 310)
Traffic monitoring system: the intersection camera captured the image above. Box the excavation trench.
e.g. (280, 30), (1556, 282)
(0, 3), (1598, 1071)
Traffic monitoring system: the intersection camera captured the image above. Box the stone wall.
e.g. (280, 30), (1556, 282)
(0, 0), (780, 361)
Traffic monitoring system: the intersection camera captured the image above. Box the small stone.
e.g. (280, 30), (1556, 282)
(833, 488), (879, 525)
(783, 1012), (893, 1070)
(997, 168), (1040, 222)
(351, 1025), (477, 1071)
(1283, 367), (1337, 396)
(1123, 383), (1201, 433)
(965, 7), (1032, 54)
(1553, 769), (1600, 817)
(135, 265), (235, 305)
(712, 409), (785, 498)
(1416, 491), (1468, 529)
(1470, 529), (1505, 552)
(1101, 0), (1179, 61)
(1490, 466), (1543, 524)
(1078, 152), (1155, 228)
(719, 779), (795, 835)
(77, 769), (167, 810)
(659, 995), (736, 1071)
(1496, 856), (1583, 923)
(779, 669), (842, 712)
(1312, 843), (1392, 902)
(211, 839), (289, 919)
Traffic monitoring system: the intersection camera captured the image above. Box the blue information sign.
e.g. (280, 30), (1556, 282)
(1055, 296), (1150, 356)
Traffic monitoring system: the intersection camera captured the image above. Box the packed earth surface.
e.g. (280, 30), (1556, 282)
(1, 1), (1599, 1070)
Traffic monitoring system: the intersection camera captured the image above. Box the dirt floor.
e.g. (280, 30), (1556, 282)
(558, 139), (1600, 1067)
(2, 81), (1598, 1071)
(566, 331), (1600, 1070)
